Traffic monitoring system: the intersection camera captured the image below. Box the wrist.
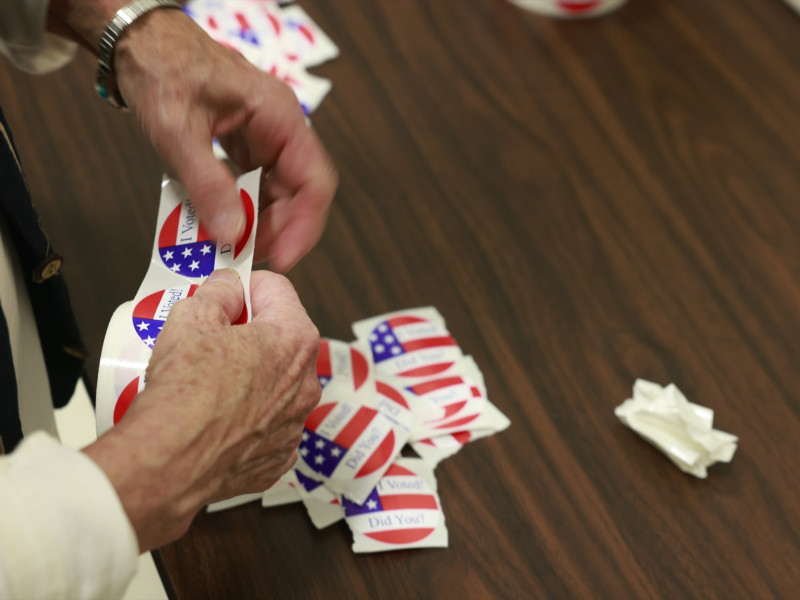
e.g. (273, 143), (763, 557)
(83, 395), (207, 551)
(48, 0), (132, 50)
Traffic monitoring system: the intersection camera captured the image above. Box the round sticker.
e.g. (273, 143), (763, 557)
(157, 189), (255, 277)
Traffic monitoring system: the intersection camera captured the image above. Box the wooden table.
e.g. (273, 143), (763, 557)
(3, 0), (800, 597)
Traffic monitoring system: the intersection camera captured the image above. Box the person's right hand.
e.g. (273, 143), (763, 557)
(84, 269), (321, 551)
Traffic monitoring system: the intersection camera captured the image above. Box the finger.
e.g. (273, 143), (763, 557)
(157, 118), (246, 246)
(254, 130), (338, 271)
(190, 268), (245, 324)
(248, 270), (314, 327)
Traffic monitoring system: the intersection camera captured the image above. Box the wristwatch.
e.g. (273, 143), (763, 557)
(95, 0), (183, 109)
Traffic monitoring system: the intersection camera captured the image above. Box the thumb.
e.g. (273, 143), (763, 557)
(167, 131), (245, 245)
(190, 269), (245, 325)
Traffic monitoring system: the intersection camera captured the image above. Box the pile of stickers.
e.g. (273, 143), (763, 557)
(184, 0), (339, 115)
(210, 308), (511, 554)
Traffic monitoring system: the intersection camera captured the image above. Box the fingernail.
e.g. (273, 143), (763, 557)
(210, 205), (245, 244)
(206, 268), (240, 286)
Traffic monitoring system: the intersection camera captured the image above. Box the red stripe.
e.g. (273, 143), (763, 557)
(114, 377), (140, 424)
(232, 303), (248, 326)
(267, 13), (281, 34)
(316, 340), (331, 377)
(298, 24), (315, 44)
(471, 386), (482, 397)
(365, 528), (435, 545)
(387, 315), (426, 328)
(440, 401), (467, 419)
(351, 347), (369, 391)
(233, 189), (255, 258)
(355, 430), (395, 478)
(333, 406), (377, 448)
(158, 204), (181, 248)
(409, 376), (463, 396)
(557, 1), (600, 14)
(208, 16), (218, 30)
(452, 431), (472, 444)
(435, 414), (478, 430)
(376, 381), (409, 409)
(235, 13), (250, 30)
(397, 363), (454, 378)
(133, 290), (163, 320)
(402, 336), (457, 353)
(304, 402), (336, 432)
(379, 494), (438, 511)
(385, 463), (415, 477)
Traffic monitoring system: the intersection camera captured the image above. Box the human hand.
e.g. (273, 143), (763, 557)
(111, 10), (338, 271)
(84, 269), (321, 551)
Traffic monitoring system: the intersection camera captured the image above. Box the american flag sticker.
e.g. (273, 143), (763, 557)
(296, 401), (406, 504)
(407, 375), (485, 423)
(280, 5), (340, 67)
(411, 401), (512, 467)
(343, 458), (448, 553)
(352, 308), (464, 380)
(157, 189), (255, 278)
(131, 285), (198, 348)
(317, 339), (371, 395)
(372, 379), (413, 433)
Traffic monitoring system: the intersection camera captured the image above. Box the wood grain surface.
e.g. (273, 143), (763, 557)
(3, 0), (800, 597)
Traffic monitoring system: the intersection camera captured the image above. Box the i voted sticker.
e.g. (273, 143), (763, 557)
(131, 285), (198, 348)
(352, 308), (464, 380)
(317, 339), (371, 394)
(296, 401), (407, 504)
(157, 189), (255, 278)
(343, 458), (447, 552)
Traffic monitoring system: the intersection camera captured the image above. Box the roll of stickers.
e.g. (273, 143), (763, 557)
(96, 169), (262, 435)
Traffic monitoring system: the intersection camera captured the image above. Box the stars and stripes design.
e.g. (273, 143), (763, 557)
(407, 375), (484, 422)
(373, 380), (413, 432)
(342, 461), (444, 547)
(157, 190), (255, 278)
(366, 315), (460, 378)
(316, 339), (370, 392)
(298, 401), (402, 504)
(131, 285), (198, 348)
(294, 469), (325, 494)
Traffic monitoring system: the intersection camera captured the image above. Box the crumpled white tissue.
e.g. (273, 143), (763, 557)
(615, 380), (738, 478)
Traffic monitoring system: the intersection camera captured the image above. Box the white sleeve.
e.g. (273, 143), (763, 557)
(0, 432), (139, 600)
(0, 0), (77, 73)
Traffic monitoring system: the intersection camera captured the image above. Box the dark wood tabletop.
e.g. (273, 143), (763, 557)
(3, 0), (800, 597)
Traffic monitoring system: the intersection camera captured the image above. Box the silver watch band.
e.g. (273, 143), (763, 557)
(95, 0), (183, 109)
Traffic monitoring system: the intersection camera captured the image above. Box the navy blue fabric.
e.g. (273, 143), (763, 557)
(0, 102), (85, 453)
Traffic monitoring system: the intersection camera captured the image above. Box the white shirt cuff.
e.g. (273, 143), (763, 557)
(0, 432), (139, 599)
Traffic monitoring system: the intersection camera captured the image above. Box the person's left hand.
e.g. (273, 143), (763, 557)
(111, 10), (338, 271)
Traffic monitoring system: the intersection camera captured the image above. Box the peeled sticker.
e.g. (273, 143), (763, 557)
(352, 307), (464, 381)
(295, 401), (408, 504)
(342, 458), (448, 553)
(317, 339), (372, 399)
(411, 401), (512, 467)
